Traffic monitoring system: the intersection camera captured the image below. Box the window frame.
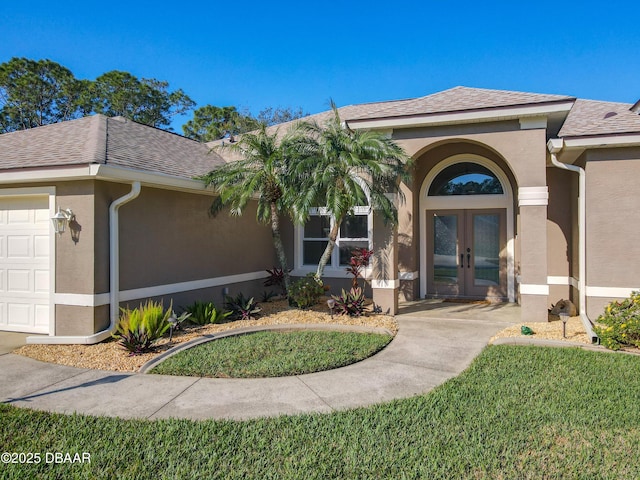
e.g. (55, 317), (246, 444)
(294, 206), (373, 278)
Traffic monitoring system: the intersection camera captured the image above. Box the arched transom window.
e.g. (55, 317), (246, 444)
(428, 162), (504, 196)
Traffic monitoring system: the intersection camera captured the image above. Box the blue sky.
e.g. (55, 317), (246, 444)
(2, 1), (639, 131)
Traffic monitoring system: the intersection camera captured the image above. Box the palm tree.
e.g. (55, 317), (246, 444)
(201, 124), (304, 292)
(296, 103), (412, 281)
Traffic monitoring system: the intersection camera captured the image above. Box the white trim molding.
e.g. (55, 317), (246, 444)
(547, 276), (579, 289)
(563, 134), (640, 150)
(346, 102), (574, 131)
(371, 279), (400, 289)
(586, 286), (640, 298)
(54, 270), (269, 307)
(519, 284), (550, 295)
(518, 186), (549, 206)
(519, 116), (547, 130)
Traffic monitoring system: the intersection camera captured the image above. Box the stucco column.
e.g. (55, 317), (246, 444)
(518, 187), (549, 323)
(372, 211), (399, 315)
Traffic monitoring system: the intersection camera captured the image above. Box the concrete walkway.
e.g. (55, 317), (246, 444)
(1, 304), (518, 421)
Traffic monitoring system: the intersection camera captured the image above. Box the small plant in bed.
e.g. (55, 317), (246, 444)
(113, 300), (172, 355)
(288, 273), (324, 308)
(594, 290), (640, 350)
(332, 287), (366, 317)
(182, 300), (231, 325)
(150, 330), (393, 378)
(224, 292), (261, 320)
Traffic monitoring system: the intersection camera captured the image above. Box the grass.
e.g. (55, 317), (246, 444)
(2, 345), (640, 479)
(150, 330), (393, 377)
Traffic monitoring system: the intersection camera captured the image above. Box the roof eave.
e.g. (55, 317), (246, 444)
(0, 163), (212, 194)
(562, 133), (640, 149)
(345, 100), (576, 130)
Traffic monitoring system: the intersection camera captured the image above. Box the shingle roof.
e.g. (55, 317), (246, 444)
(558, 99), (640, 137)
(345, 86), (575, 121)
(0, 115), (225, 177)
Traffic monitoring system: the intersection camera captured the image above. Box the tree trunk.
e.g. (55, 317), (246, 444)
(315, 214), (343, 281)
(270, 202), (291, 293)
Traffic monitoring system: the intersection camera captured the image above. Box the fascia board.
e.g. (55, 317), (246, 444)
(563, 134), (640, 149)
(0, 164), (213, 195)
(93, 165), (211, 193)
(346, 101), (575, 130)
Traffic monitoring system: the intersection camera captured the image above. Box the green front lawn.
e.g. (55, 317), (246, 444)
(2, 346), (640, 479)
(150, 330), (393, 378)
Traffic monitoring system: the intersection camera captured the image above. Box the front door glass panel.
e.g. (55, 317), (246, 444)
(433, 214), (458, 286)
(427, 209), (506, 299)
(472, 213), (500, 287)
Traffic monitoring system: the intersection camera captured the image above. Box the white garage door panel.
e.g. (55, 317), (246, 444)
(0, 195), (51, 334)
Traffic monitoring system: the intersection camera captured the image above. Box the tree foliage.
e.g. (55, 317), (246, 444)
(182, 105), (258, 142)
(0, 58), (194, 132)
(295, 102), (411, 280)
(88, 71), (194, 128)
(256, 106), (307, 127)
(0, 57), (87, 133)
(200, 125), (308, 291)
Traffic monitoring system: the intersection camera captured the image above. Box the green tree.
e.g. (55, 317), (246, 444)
(88, 70), (194, 129)
(201, 125), (307, 292)
(0, 57), (87, 132)
(256, 106), (307, 127)
(182, 105), (258, 142)
(297, 103), (411, 280)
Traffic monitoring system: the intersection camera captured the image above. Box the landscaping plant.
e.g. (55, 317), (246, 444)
(261, 290), (278, 303)
(594, 290), (640, 350)
(264, 266), (289, 296)
(345, 248), (373, 289)
(332, 287), (366, 317)
(182, 301), (231, 325)
(113, 300), (172, 355)
(288, 273), (324, 308)
(224, 292), (261, 320)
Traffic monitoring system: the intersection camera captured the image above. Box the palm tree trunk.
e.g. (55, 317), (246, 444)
(270, 202), (291, 293)
(315, 214), (343, 281)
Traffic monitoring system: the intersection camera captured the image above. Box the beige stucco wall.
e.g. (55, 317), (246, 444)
(546, 167), (574, 302)
(1, 179), (280, 335)
(392, 123), (549, 321)
(94, 182), (278, 305)
(584, 148), (640, 318)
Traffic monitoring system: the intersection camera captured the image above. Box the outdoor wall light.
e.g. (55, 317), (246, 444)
(51, 207), (75, 235)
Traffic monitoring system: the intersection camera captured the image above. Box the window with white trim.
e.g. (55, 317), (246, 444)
(301, 206), (372, 270)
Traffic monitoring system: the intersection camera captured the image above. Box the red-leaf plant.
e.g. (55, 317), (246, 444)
(345, 248), (373, 289)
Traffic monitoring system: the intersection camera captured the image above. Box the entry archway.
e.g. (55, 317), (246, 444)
(419, 154), (515, 301)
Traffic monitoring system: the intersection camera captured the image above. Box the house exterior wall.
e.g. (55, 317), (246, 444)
(0, 179), (279, 336)
(584, 147), (640, 318)
(390, 123), (549, 321)
(95, 182), (278, 312)
(546, 167), (574, 303)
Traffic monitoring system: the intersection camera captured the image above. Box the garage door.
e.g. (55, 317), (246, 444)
(0, 196), (50, 334)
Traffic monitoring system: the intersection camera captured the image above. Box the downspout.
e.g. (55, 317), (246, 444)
(27, 182), (141, 345)
(108, 181), (142, 341)
(547, 139), (598, 343)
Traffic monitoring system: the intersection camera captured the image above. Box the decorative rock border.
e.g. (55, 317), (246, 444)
(139, 323), (395, 374)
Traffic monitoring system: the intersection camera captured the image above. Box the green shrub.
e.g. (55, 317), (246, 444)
(288, 274), (324, 309)
(183, 301), (231, 325)
(114, 300), (172, 355)
(224, 292), (261, 320)
(594, 291), (640, 350)
(332, 287), (366, 317)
